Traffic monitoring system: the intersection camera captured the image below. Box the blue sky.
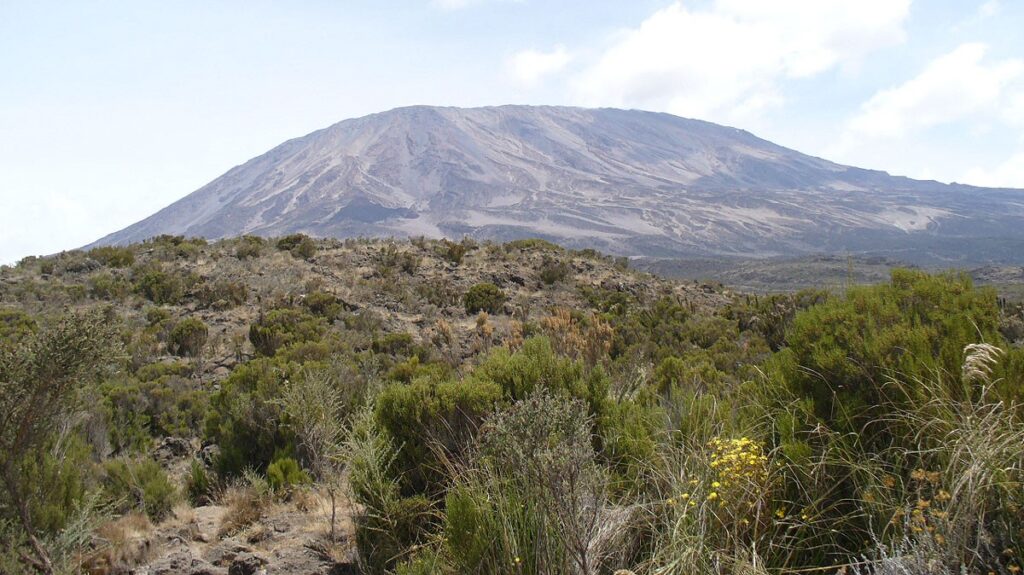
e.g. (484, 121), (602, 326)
(1, 1), (1022, 263)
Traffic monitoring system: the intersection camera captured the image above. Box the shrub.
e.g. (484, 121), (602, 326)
(769, 269), (1004, 442)
(375, 376), (502, 495)
(302, 291), (345, 320)
(266, 457), (310, 493)
(464, 283), (506, 315)
(88, 271), (131, 300)
(88, 246), (135, 268)
(248, 308), (327, 357)
(437, 238), (473, 265)
(194, 280), (248, 309)
(168, 318), (208, 357)
(101, 458), (178, 522)
(133, 267), (184, 305)
(539, 256), (572, 285)
(445, 392), (608, 574)
(277, 233), (316, 259)
(205, 358), (298, 477)
(0, 308), (36, 344)
(234, 235), (265, 260)
(186, 461), (214, 505)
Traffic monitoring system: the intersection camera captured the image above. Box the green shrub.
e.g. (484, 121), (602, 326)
(463, 283), (506, 314)
(248, 308), (327, 357)
(168, 318), (208, 357)
(186, 460), (214, 505)
(87, 271), (131, 300)
(276, 233), (316, 259)
(133, 267), (184, 305)
(436, 238), (471, 265)
(372, 332), (414, 356)
(0, 308), (36, 344)
(194, 280), (248, 309)
(302, 291), (345, 320)
(538, 256), (572, 285)
(769, 269), (1004, 442)
(235, 235), (265, 259)
(375, 377), (502, 495)
(205, 358), (298, 477)
(102, 458), (178, 521)
(267, 457), (310, 493)
(88, 246), (135, 268)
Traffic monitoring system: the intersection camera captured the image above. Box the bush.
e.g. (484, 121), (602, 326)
(266, 457), (310, 493)
(769, 269), (1004, 442)
(248, 308), (327, 357)
(194, 280), (248, 309)
(102, 458), (178, 522)
(445, 392), (604, 574)
(205, 358), (299, 477)
(0, 308), (36, 344)
(375, 377), (502, 495)
(88, 246), (135, 268)
(464, 283), (506, 315)
(186, 461), (214, 505)
(168, 318), (208, 357)
(437, 238), (471, 265)
(88, 271), (131, 300)
(538, 256), (572, 285)
(234, 235), (265, 260)
(133, 267), (184, 305)
(277, 233), (316, 259)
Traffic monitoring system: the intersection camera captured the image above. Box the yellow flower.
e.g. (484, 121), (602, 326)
(711, 481), (721, 488)
(680, 493), (690, 500)
(707, 492), (718, 501)
(775, 508), (785, 519)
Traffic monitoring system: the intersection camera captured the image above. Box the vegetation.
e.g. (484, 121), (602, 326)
(0, 236), (1022, 574)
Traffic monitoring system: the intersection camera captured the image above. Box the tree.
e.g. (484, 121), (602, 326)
(280, 368), (346, 540)
(0, 311), (120, 573)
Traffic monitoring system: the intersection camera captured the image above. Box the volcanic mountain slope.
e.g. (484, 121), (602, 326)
(92, 105), (1024, 264)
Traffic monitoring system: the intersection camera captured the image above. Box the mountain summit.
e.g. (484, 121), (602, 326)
(92, 105), (1024, 263)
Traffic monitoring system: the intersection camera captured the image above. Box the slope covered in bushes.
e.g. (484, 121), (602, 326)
(1, 236), (1023, 574)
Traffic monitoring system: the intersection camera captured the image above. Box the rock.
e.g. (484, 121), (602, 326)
(153, 437), (193, 462)
(200, 444), (221, 466)
(228, 552), (267, 575)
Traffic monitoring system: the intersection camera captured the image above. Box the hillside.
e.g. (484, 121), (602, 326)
(3, 236), (1024, 574)
(90, 105), (1024, 265)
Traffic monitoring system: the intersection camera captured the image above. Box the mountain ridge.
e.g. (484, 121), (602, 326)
(90, 105), (1024, 264)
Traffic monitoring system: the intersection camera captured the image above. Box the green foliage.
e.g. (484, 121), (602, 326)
(205, 358), (298, 477)
(0, 308), (36, 344)
(248, 308), (327, 357)
(168, 317), (208, 357)
(186, 461), (213, 506)
(302, 290), (346, 320)
(276, 233), (316, 259)
(769, 269), (1004, 440)
(371, 332), (414, 356)
(101, 458), (177, 521)
(436, 238), (473, 265)
(88, 246), (135, 268)
(375, 376), (502, 495)
(266, 457), (310, 493)
(133, 266), (185, 305)
(538, 255), (572, 285)
(87, 271), (131, 300)
(101, 372), (209, 451)
(504, 238), (562, 252)
(463, 282), (506, 314)
(194, 279), (248, 309)
(234, 235), (265, 259)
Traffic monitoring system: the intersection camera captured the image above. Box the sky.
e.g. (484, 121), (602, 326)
(1, 0), (1023, 264)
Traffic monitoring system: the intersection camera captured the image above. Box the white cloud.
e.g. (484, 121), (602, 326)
(846, 43), (1024, 139)
(430, 0), (519, 10)
(506, 45), (573, 88)
(570, 0), (910, 123)
(964, 149), (1024, 188)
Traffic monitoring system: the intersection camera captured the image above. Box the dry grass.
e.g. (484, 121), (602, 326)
(80, 513), (155, 575)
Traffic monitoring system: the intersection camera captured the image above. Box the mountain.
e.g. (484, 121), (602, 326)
(91, 105), (1024, 264)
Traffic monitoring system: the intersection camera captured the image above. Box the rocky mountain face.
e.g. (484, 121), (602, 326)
(92, 105), (1024, 264)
